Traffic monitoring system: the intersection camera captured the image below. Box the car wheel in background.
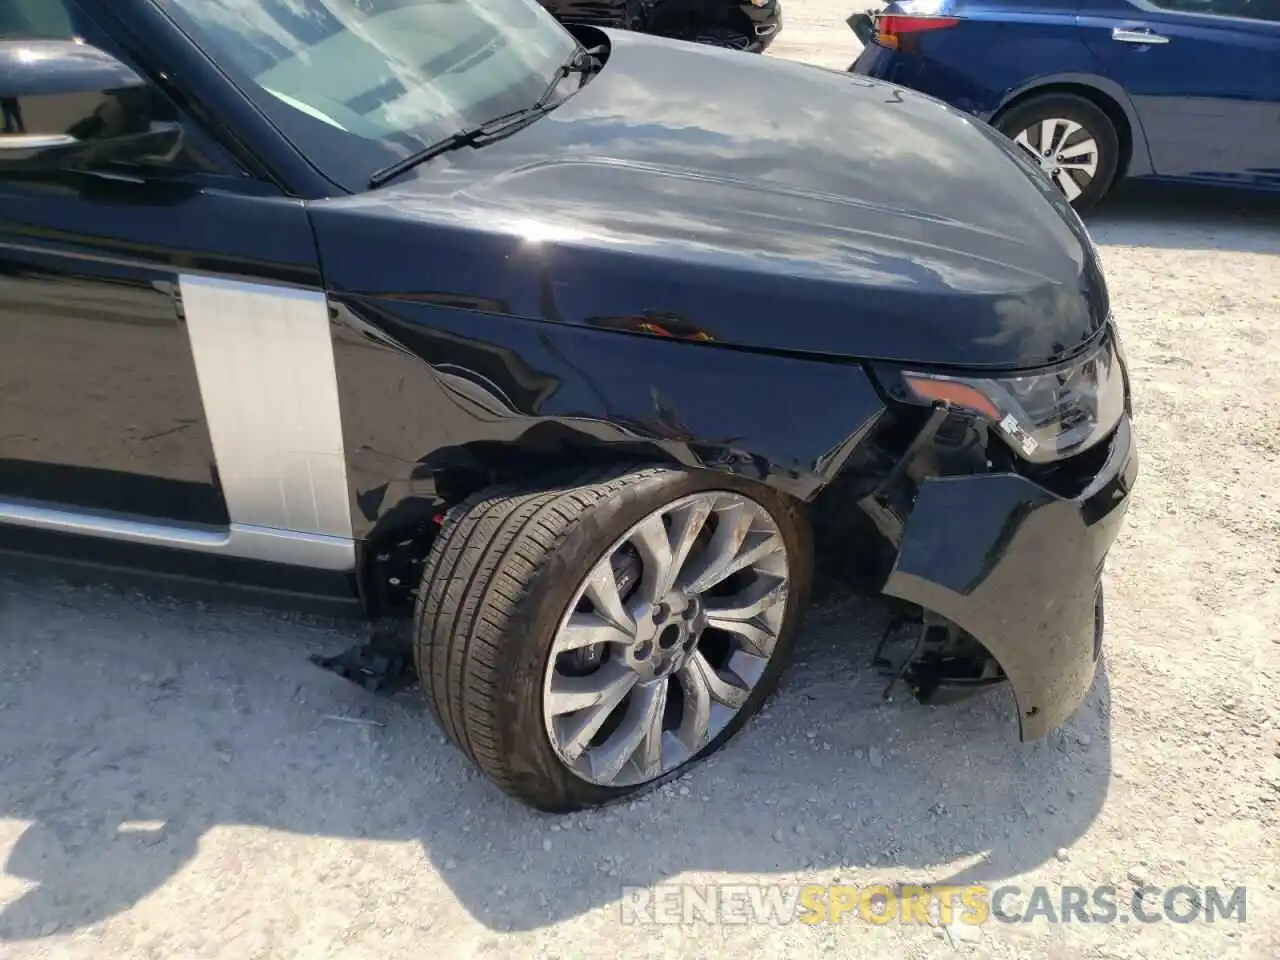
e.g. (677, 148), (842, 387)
(995, 93), (1120, 211)
(414, 466), (813, 812)
(693, 26), (755, 50)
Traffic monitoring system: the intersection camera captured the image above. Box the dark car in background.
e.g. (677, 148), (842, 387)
(543, 0), (782, 50)
(2, 0), (1135, 813)
(850, 0), (1280, 208)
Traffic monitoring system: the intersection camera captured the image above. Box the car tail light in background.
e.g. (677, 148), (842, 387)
(875, 15), (959, 50)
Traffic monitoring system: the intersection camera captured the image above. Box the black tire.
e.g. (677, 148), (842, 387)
(994, 93), (1120, 211)
(414, 465), (813, 812)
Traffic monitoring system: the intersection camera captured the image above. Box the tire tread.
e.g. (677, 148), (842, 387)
(414, 466), (670, 794)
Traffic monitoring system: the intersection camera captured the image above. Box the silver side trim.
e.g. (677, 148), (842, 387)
(178, 275), (355, 564)
(0, 498), (355, 570)
(0, 133), (79, 152)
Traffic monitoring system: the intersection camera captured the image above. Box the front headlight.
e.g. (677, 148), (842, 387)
(901, 331), (1126, 464)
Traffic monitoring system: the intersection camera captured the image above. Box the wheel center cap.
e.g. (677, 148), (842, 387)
(630, 593), (703, 681)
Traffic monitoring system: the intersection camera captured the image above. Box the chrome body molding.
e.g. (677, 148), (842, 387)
(0, 498), (355, 570)
(177, 274), (356, 567)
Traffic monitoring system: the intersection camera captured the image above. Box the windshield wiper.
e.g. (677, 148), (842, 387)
(367, 44), (605, 189)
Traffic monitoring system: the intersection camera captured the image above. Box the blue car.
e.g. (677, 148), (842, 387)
(850, 0), (1280, 208)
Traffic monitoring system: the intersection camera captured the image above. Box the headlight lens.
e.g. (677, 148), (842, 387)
(902, 332), (1126, 464)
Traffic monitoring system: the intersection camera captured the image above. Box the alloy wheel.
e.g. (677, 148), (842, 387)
(541, 491), (790, 788)
(1012, 117), (1100, 204)
(694, 29), (754, 50)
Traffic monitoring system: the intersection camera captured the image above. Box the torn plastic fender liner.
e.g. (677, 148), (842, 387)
(882, 417), (1138, 740)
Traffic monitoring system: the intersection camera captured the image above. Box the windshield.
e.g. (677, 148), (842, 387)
(154, 0), (580, 191)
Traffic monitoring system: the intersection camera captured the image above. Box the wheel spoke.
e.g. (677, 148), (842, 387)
(687, 650), (749, 709)
(556, 670), (638, 761)
(553, 611), (634, 653)
(1038, 118), (1059, 155)
(703, 573), (787, 622)
(667, 499), (712, 592)
(546, 661), (636, 717)
(629, 514), (675, 606)
(1059, 159), (1097, 173)
(704, 615), (777, 657)
(676, 661), (712, 752)
(1059, 137), (1097, 163)
(1042, 118), (1080, 156)
(681, 500), (755, 594)
(583, 562), (636, 634)
(711, 530), (784, 589)
(591, 682), (665, 783)
(1054, 169), (1084, 202)
(1059, 136), (1098, 183)
(637, 682), (669, 779)
(1057, 120), (1085, 151)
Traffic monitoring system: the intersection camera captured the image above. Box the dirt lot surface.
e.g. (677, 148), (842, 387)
(2, 4), (1279, 959)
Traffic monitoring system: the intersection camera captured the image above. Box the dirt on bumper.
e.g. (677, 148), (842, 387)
(883, 417), (1138, 739)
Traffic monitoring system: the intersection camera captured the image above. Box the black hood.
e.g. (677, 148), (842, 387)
(311, 28), (1109, 370)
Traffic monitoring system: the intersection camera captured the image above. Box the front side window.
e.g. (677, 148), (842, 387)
(0, 0), (76, 39)
(153, 0), (581, 191)
(0, 0), (239, 174)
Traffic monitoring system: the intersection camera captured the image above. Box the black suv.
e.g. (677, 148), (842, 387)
(0, 0), (1135, 813)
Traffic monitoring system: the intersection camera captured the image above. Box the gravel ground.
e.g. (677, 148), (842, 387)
(2, 5), (1279, 959)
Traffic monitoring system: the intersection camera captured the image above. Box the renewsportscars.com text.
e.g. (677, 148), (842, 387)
(619, 883), (1247, 927)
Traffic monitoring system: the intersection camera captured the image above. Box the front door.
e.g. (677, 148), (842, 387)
(0, 0), (354, 574)
(1078, 0), (1280, 186)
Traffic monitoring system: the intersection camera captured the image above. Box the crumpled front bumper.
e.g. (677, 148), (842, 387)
(883, 416), (1138, 740)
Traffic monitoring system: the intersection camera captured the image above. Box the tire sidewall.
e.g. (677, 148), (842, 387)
(995, 94), (1120, 210)
(495, 469), (813, 811)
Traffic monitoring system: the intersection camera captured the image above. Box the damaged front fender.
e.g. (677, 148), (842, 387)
(330, 296), (887, 542)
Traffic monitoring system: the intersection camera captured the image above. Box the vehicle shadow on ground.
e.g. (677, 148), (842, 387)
(0, 575), (1111, 939)
(1087, 182), (1280, 254)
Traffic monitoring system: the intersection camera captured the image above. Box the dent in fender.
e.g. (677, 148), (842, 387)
(329, 296), (888, 542)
